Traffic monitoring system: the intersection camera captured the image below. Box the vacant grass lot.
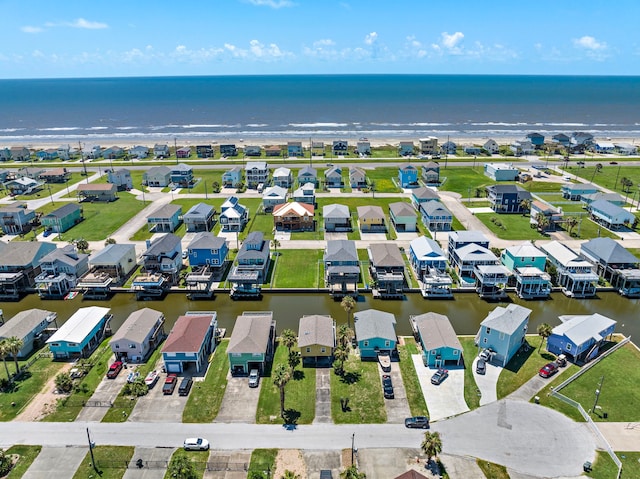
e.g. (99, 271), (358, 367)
(256, 344), (316, 424)
(3, 445), (42, 478)
(248, 448), (278, 478)
(178, 169), (224, 194)
(476, 459), (509, 479)
(331, 352), (386, 424)
(0, 353), (65, 422)
(475, 213), (548, 241)
(439, 167), (495, 195)
(459, 337), (481, 410)
(15, 173), (82, 200)
(364, 167), (402, 193)
(183, 340), (229, 423)
(565, 164), (640, 198)
(397, 339), (429, 417)
(164, 449), (208, 479)
(496, 335), (553, 399)
(72, 446), (134, 479)
(272, 249), (323, 288)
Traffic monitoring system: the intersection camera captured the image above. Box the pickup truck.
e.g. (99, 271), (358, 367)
(163, 374), (178, 395)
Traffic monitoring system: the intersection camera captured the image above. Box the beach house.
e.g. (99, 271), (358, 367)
(227, 232), (270, 298)
(0, 309), (56, 358)
(183, 202), (215, 232)
(110, 308), (165, 363)
(420, 137), (439, 155)
(421, 162), (440, 184)
(185, 233), (228, 297)
(409, 236), (452, 298)
(220, 144), (238, 157)
(244, 145), (261, 157)
(587, 200), (635, 230)
(4, 177), (42, 196)
(399, 141), (415, 156)
(501, 242), (551, 299)
(411, 186), (440, 210)
(447, 230), (490, 265)
(353, 309), (397, 360)
(146, 204), (182, 233)
(530, 200), (563, 231)
(162, 312), (217, 373)
(76, 183), (117, 202)
(106, 168), (133, 191)
(39, 168), (71, 183)
(298, 314), (336, 366)
(324, 166), (343, 188)
(139, 233), (182, 285)
(36, 149), (59, 161)
(272, 167), (293, 188)
(47, 306), (112, 360)
(80, 243), (137, 288)
(10, 146), (31, 161)
(227, 311), (276, 375)
(176, 147), (191, 159)
(311, 142), (325, 156)
(483, 139), (500, 154)
(292, 182), (315, 205)
(410, 312), (462, 368)
(332, 140), (348, 156)
(398, 163), (419, 188)
(35, 244), (89, 299)
(580, 238), (640, 295)
(245, 161), (269, 189)
(367, 243), (405, 297)
(441, 141), (457, 155)
(357, 205), (386, 232)
(220, 196), (249, 232)
(419, 201), (453, 232)
(265, 145), (282, 157)
(356, 140), (371, 155)
(476, 304), (531, 366)
(561, 183), (598, 201)
(153, 144), (170, 158)
(581, 192), (625, 207)
(143, 166), (172, 187)
(129, 145), (149, 159)
(546, 314), (616, 363)
(196, 145), (213, 158)
(389, 201), (417, 232)
(0, 204), (35, 235)
(0, 242), (57, 300)
(170, 163), (194, 188)
(323, 204), (351, 232)
(222, 166), (243, 188)
(486, 184), (532, 213)
(510, 140), (534, 156)
(349, 166), (367, 189)
(262, 185), (288, 212)
(297, 166), (318, 186)
(324, 240), (359, 296)
(273, 202), (315, 232)
(484, 163), (520, 181)
(287, 141), (303, 157)
(552, 133), (571, 148)
(41, 203), (83, 234)
(540, 241), (598, 298)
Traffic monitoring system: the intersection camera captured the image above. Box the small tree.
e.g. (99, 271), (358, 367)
(519, 199), (531, 216)
(565, 216), (579, 236)
(55, 373), (74, 393)
(340, 296), (356, 329)
(273, 364), (291, 418)
(6, 336), (23, 375)
(123, 377), (149, 397)
(421, 431), (443, 466)
(340, 464), (366, 479)
(535, 213), (550, 233)
(212, 181), (221, 193)
(537, 323), (553, 351)
(0, 449), (13, 477)
(337, 324), (354, 350)
(332, 346), (349, 376)
(104, 237), (116, 246)
(281, 471), (301, 479)
(167, 454), (197, 479)
(73, 238), (89, 253)
(0, 340), (10, 379)
(280, 329), (297, 355)
(271, 239), (281, 256)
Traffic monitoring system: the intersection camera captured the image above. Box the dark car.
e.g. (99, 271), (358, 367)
(382, 374), (394, 399)
(610, 161), (618, 165)
(430, 368), (449, 385)
(43, 229), (53, 237)
(106, 361), (123, 379)
(539, 362), (559, 378)
(405, 416), (430, 429)
(163, 373), (178, 394)
(476, 359), (487, 375)
(178, 377), (193, 396)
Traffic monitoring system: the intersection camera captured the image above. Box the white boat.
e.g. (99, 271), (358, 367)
(378, 353), (391, 372)
(144, 370), (159, 387)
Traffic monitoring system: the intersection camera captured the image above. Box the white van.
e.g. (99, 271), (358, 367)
(257, 183), (265, 193)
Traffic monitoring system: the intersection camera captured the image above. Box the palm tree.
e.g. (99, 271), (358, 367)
(271, 238), (281, 256)
(273, 363), (291, 418)
(341, 295), (356, 329)
(535, 213), (550, 233)
(332, 346), (349, 376)
(590, 163), (603, 184)
(73, 238), (89, 253)
(337, 324), (353, 350)
(280, 329), (297, 355)
(0, 339), (11, 379)
(519, 198), (531, 216)
(565, 216), (579, 237)
(6, 337), (23, 375)
(340, 465), (366, 479)
(421, 431), (443, 466)
(281, 471), (300, 479)
(537, 323), (553, 351)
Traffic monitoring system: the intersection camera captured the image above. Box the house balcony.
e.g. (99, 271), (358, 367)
(420, 268), (453, 298)
(132, 273), (169, 299)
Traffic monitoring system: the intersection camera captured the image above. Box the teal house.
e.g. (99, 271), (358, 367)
(501, 241), (547, 272)
(410, 312), (462, 368)
(227, 311), (276, 375)
(476, 304), (531, 366)
(46, 306), (112, 359)
(353, 309), (397, 359)
(41, 203), (83, 233)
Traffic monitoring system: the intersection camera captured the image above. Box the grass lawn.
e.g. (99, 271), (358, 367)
(545, 342), (640, 423)
(496, 335), (554, 400)
(476, 459), (510, 479)
(439, 167), (495, 196)
(565, 164), (640, 198)
(397, 338), (429, 417)
(459, 337), (481, 410)
(570, 217), (619, 240)
(534, 364), (583, 422)
(183, 340), (230, 423)
(0, 352), (66, 422)
(72, 446), (134, 479)
(15, 174), (82, 201)
(475, 213), (548, 241)
(164, 449), (208, 479)
(3, 445), (42, 478)
(524, 181), (563, 193)
(582, 450), (640, 479)
(331, 352), (386, 424)
(42, 193), (146, 242)
(246, 210), (274, 240)
(248, 449), (278, 478)
(272, 249), (323, 288)
(43, 340), (114, 422)
(451, 215), (466, 231)
(102, 345), (164, 423)
(365, 167), (402, 193)
(256, 344), (316, 424)
(178, 169), (223, 194)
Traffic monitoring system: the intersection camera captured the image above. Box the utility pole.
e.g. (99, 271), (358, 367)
(205, 180), (208, 200)
(86, 427), (98, 473)
(174, 137), (178, 165)
(592, 375), (604, 414)
(351, 432), (356, 466)
(79, 141), (89, 183)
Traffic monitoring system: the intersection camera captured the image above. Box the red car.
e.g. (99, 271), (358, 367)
(163, 374), (178, 395)
(106, 361), (123, 379)
(539, 362), (559, 378)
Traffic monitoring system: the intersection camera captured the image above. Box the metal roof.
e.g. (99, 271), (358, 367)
(412, 312), (462, 351)
(47, 306), (110, 345)
(354, 309), (397, 342)
(481, 304), (531, 335)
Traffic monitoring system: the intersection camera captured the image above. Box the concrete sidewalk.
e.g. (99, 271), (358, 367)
(596, 422), (640, 451)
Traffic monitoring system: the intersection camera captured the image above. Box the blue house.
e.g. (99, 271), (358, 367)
(411, 186), (440, 210)
(501, 242), (551, 299)
(526, 132), (545, 147)
(187, 232), (228, 269)
(398, 163), (419, 188)
(547, 314), (616, 363)
(162, 312), (217, 373)
(588, 200), (635, 231)
(353, 309), (397, 359)
(287, 141), (304, 157)
(408, 236), (452, 298)
(170, 163), (194, 188)
(147, 204), (182, 233)
(561, 183), (598, 201)
(411, 312), (462, 368)
(501, 241), (547, 272)
(46, 306), (112, 359)
(475, 304), (531, 367)
(419, 201), (453, 231)
(484, 163), (520, 181)
(222, 167), (243, 188)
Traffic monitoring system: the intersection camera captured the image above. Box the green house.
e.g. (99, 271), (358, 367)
(227, 311), (276, 376)
(41, 203), (83, 233)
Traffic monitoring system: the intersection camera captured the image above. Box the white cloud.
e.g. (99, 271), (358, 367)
(573, 35), (606, 51)
(314, 39), (335, 47)
(438, 31), (464, 53)
(21, 25), (43, 34)
(71, 18), (108, 29)
(364, 32), (378, 45)
(245, 0), (294, 8)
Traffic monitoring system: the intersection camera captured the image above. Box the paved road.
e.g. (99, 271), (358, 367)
(0, 399), (597, 478)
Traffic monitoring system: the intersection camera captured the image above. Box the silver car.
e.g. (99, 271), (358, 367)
(248, 369), (260, 388)
(183, 437), (210, 451)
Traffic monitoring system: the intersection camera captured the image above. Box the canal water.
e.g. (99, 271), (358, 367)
(1, 291), (638, 340)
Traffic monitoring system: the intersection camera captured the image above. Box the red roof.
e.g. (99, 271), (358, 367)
(394, 471), (429, 479)
(162, 315), (213, 353)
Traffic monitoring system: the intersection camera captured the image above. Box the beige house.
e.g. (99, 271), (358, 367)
(298, 314), (336, 366)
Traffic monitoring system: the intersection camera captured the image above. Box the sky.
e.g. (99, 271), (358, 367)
(1, 0), (639, 79)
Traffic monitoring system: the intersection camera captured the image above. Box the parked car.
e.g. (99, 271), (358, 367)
(163, 373), (178, 394)
(43, 229), (53, 237)
(382, 374), (394, 399)
(106, 361), (123, 379)
(539, 362), (559, 378)
(479, 349), (493, 362)
(430, 368), (449, 385)
(476, 359), (486, 375)
(248, 369), (260, 388)
(182, 250), (188, 259)
(178, 377), (193, 396)
(183, 437), (210, 451)
(404, 416), (430, 429)
(610, 161), (618, 165)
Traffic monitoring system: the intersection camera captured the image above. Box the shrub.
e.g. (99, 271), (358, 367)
(54, 373), (73, 393)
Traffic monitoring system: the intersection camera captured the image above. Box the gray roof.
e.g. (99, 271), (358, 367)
(225, 166), (242, 174)
(110, 308), (164, 344)
(409, 236), (447, 261)
(357, 205), (385, 220)
(237, 232), (269, 262)
(323, 203), (350, 219)
(39, 245), (87, 267)
(420, 201), (451, 216)
(581, 237), (639, 265)
(412, 312), (462, 351)
(324, 240), (357, 263)
(554, 313), (616, 346)
(368, 243), (404, 268)
(487, 184), (532, 200)
(145, 233), (181, 256)
(582, 192), (624, 203)
(146, 166), (171, 176)
(298, 166), (317, 177)
(149, 203), (181, 219)
(589, 199), (631, 218)
(0, 242), (56, 267)
(504, 242), (546, 259)
(43, 203), (80, 219)
(0, 309), (55, 340)
(325, 166), (342, 177)
(413, 187), (439, 200)
(298, 315), (335, 348)
(389, 202), (416, 218)
(227, 312), (274, 354)
(89, 243), (135, 266)
(354, 309), (397, 342)
(172, 163), (192, 172)
(187, 232), (226, 251)
(481, 304), (531, 335)
(455, 243), (497, 262)
(184, 202), (214, 218)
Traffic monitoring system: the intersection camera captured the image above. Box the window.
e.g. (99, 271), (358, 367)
(306, 347), (311, 353)
(384, 340), (390, 347)
(566, 343), (572, 351)
(483, 338), (488, 344)
(453, 350), (459, 356)
(363, 341), (369, 347)
(321, 348), (326, 353)
(485, 327), (491, 334)
(128, 344), (136, 349)
(115, 344), (120, 349)
(499, 332), (505, 340)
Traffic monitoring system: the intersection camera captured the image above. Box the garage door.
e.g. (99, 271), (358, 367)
(166, 362), (182, 373)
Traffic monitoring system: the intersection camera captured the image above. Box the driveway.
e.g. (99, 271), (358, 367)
(324, 232), (348, 241)
(122, 447), (175, 479)
(215, 375), (261, 423)
(302, 450), (342, 479)
(473, 357), (501, 406)
(129, 372), (190, 422)
(76, 365), (129, 422)
(411, 356), (469, 421)
(313, 368), (332, 424)
(23, 446), (88, 479)
(395, 232), (419, 241)
(359, 232), (387, 241)
(204, 450), (252, 479)
(382, 363), (411, 424)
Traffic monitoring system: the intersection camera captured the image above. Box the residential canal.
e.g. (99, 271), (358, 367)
(2, 291), (639, 340)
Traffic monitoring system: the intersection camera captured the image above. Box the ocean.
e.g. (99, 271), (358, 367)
(1, 74), (639, 144)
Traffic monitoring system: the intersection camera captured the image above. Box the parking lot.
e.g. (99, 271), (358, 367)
(129, 372), (191, 422)
(214, 375), (262, 423)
